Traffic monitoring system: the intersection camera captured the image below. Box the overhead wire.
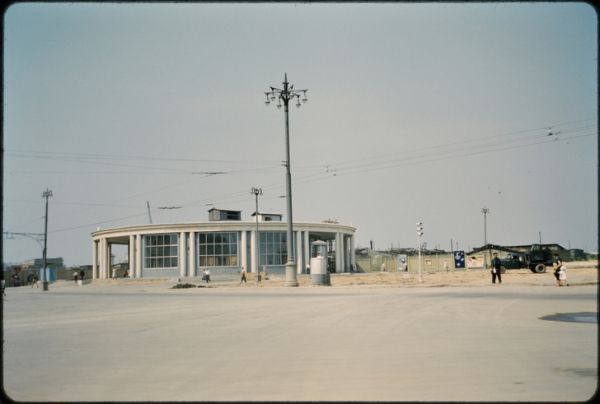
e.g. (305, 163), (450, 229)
(6, 119), (597, 232)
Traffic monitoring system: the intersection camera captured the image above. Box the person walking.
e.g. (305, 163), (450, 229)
(381, 261), (386, 272)
(80, 269), (85, 282)
(552, 253), (563, 286)
(240, 267), (247, 284)
(31, 270), (39, 288)
(306, 263), (310, 274)
(491, 253), (502, 284)
(112, 268), (117, 279)
(73, 270), (78, 283)
(558, 264), (568, 286)
(203, 268), (211, 283)
(2, 276), (6, 296)
(11, 269), (22, 287)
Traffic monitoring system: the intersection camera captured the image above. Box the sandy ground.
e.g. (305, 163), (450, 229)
(223, 260), (598, 288)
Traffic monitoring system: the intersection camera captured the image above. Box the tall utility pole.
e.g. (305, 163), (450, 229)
(482, 207), (489, 269)
(417, 222), (423, 282)
(42, 189), (53, 291)
(264, 74), (308, 287)
(251, 187), (262, 282)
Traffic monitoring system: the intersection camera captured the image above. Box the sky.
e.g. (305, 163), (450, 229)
(2, 2), (598, 267)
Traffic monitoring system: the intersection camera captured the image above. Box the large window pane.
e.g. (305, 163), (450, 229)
(143, 234), (178, 269)
(197, 232), (239, 267)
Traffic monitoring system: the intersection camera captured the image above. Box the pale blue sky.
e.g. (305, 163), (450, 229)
(3, 2), (597, 266)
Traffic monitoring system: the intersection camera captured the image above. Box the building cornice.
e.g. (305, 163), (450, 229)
(92, 221), (356, 239)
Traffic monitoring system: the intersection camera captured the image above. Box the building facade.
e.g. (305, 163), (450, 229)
(91, 209), (356, 279)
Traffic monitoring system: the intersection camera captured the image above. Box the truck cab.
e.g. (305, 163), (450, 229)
(499, 253), (526, 273)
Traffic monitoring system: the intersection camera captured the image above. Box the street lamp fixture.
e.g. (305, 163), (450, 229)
(264, 74), (308, 287)
(251, 187), (262, 283)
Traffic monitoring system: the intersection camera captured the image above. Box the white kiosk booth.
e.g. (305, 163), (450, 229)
(310, 240), (330, 286)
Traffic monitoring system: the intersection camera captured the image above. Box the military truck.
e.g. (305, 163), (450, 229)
(527, 244), (555, 273)
(498, 253), (527, 273)
(498, 244), (554, 274)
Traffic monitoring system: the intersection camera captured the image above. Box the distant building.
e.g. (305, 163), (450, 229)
(250, 212), (283, 222)
(569, 249), (587, 261)
(502, 243), (570, 261)
(21, 257), (64, 270)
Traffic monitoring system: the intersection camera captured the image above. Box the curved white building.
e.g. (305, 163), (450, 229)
(91, 208), (356, 279)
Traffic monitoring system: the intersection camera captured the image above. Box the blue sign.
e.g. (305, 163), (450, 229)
(454, 251), (465, 268)
(41, 267), (56, 282)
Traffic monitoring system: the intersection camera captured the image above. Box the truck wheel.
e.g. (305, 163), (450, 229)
(533, 264), (546, 273)
(500, 266), (507, 274)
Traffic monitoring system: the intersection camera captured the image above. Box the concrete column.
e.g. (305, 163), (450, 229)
(241, 230), (247, 272)
(345, 235), (350, 272)
(99, 238), (106, 279)
(129, 235), (135, 278)
(179, 232), (186, 278)
(340, 233), (346, 273)
(304, 231), (310, 274)
(107, 242), (112, 278)
(135, 234), (142, 278)
(296, 231), (302, 274)
(92, 239), (98, 279)
(335, 233), (341, 273)
(189, 232), (196, 277)
(250, 230), (257, 273)
(350, 235), (356, 270)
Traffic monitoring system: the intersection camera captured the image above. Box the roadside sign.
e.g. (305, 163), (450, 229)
(454, 251), (465, 268)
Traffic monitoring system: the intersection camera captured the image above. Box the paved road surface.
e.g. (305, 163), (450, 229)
(2, 281), (597, 401)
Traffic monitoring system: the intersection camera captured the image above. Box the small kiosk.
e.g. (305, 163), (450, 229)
(310, 240), (330, 286)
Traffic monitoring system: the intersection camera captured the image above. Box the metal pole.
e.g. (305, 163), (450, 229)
(417, 222), (423, 282)
(264, 74), (307, 287)
(283, 84), (298, 287)
(252, 188), (262, 282)
(482, 207), (489, 269)
(42, 189), (52, 291)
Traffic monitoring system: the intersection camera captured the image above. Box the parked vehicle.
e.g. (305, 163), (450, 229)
(527, 244), (554, 273)
(499, 253), (527, 273)
(497, 244), (554, 274)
